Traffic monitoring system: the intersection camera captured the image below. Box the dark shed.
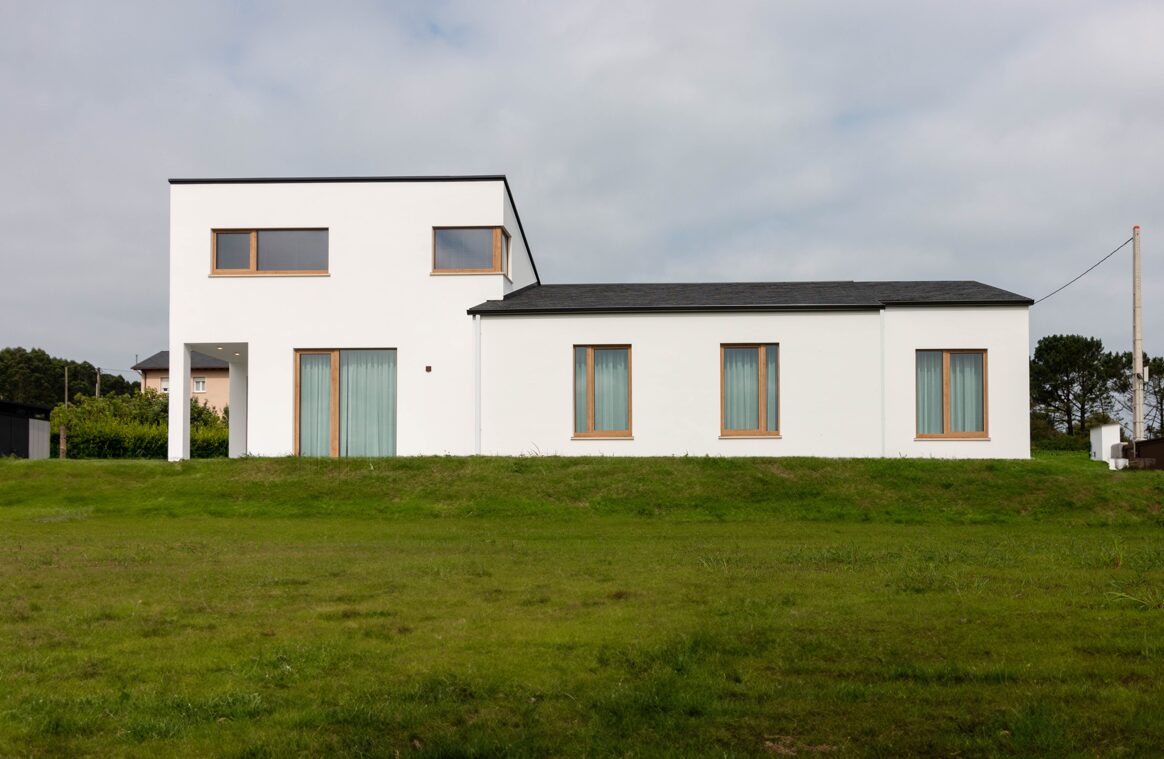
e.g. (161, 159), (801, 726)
(1131, 437), (1164, 469)
(0, 400), (52, 459)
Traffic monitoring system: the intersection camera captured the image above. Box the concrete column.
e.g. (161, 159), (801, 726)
(168, 344), (191, 460)
(228, 358), (248, 458)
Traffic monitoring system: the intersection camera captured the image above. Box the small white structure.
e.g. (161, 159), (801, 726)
(168, 176), (1032, 460)
(1089, 423), (1127, 470)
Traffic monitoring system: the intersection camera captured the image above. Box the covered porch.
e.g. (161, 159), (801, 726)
(168, 342), (248, 460)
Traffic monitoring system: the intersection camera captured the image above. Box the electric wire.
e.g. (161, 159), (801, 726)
(1034, 236), (1134, 305)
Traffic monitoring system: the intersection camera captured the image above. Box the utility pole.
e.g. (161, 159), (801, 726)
(64, 365), (69, 407)
(96, 367), (101, 398)
(1133, 225), (1145, 443)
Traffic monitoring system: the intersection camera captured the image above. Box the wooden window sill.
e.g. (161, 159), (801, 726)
(719, 435), (782, 439)
(914, 437), (991, 441)
(430, 270), (505, 276)
(210, 272), (330, 278)
(572, 436), (634, 441)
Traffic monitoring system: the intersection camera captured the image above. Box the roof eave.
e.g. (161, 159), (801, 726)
(168, 175), (508, 185)
(880, 299), (1034, 307)
(467, 303), (886, 316)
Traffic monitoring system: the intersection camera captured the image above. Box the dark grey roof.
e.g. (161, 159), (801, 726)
(0, 400), (52, 419)
(132, 350), (229, 371)
(468, 281), (1033, 315)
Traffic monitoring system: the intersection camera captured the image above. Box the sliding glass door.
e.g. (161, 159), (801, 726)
(297, 349), (397, 456)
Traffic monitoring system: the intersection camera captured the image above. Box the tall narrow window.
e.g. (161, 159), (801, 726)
(433, 227), (509, 274)
(212, 229), (328, 275)
(721, 344), (779, 436)
(296, 349), (397, 456)
(573, 345), (631, 437)
(340, 350), (397, 457)
(916, 349), (987, 438)
(298, 352), (333, 457)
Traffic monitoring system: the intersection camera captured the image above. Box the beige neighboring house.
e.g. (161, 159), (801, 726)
(133, 350), (230, 412)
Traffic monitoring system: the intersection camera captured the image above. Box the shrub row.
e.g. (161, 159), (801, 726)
(55, 421), (228, 459)
(1031, 434), (1090, 452)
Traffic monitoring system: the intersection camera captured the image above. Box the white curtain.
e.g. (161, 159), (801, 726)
(340, 350), (397, 457)
(950, 353), (984, 433)
(299, 353), (331, 456)
(916, 351), (943, 435)
(765, 344), (779, 432)
(724, 347), (759, 430)
(593, 348), (629, 432)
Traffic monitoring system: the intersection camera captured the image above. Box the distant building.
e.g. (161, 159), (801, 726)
(0, 400), (51, 459)
(133, 350), (229, 412)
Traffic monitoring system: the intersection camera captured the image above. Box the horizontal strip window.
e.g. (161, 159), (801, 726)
(721, 344), (779, 436)
(433, 227), (509, 274)
(573, 345), (632, 438)
(916, 349), (988, 438)
(212, 229), (328, 275)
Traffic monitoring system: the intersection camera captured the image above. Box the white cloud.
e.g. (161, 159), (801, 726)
(0, 0), (1161, 377)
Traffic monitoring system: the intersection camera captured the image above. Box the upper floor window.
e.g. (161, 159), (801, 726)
(193, 377), (206, 393)
(160, 376), (170, 393)
(721, 344), (779, 436)
(212, 229), (328, 275)
(916, 349), (987, 438)
(433, 227), (509, 274)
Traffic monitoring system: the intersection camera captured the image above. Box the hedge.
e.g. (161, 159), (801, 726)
(56, 421), (228, 459)
(1031, 434), (1091, 452)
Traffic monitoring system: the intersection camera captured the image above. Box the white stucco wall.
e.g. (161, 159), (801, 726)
(169, 179), (520, 458)
(882, 306), (1030, 458)
(479, 311), (886, 457)
(502, 188), (537, 293)
(479, 306), (1031, 458)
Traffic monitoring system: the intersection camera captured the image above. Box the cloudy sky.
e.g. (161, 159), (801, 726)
(2, 1), (1161, 379)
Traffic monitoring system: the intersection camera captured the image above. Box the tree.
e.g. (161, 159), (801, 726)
(0, 347), (138, 407)
(1030, 335), (1116, 435)
(1108, 351), (1164, 437)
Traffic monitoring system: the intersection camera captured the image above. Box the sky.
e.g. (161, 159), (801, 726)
(2, 0), (1162, 380)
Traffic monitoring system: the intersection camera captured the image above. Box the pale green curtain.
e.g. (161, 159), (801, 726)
(950, 353), (984, 433)
(574, 347), (588, 434)
(765, 344), (779, 432)
(724, 347), (759, 430)
(593, 348), (629, 432)
(299, 353), (331, 456)
(340, 349), (396, 457)
(916, 351), (943, 435)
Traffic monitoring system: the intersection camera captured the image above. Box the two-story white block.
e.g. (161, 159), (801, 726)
(169, 176), (1032, 460)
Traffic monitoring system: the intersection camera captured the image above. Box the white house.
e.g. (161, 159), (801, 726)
(168, 176), (1032, 460)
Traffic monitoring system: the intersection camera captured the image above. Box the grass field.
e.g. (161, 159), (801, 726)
(0, 453), (1162, 757)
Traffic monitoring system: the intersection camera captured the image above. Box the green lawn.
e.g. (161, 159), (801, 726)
(0, 454), (1161, 757)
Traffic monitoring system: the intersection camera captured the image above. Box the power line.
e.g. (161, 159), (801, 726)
(1034, 236), (1134, 305)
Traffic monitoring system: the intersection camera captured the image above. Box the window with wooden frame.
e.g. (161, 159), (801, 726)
(432, 227), (509, 274)
(573, 345), (632, 438)
(212, 229), (328, 275)
(295, 349), (398, 457)
(720, 344), (779, 437)
(916, 349), (988, 438)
